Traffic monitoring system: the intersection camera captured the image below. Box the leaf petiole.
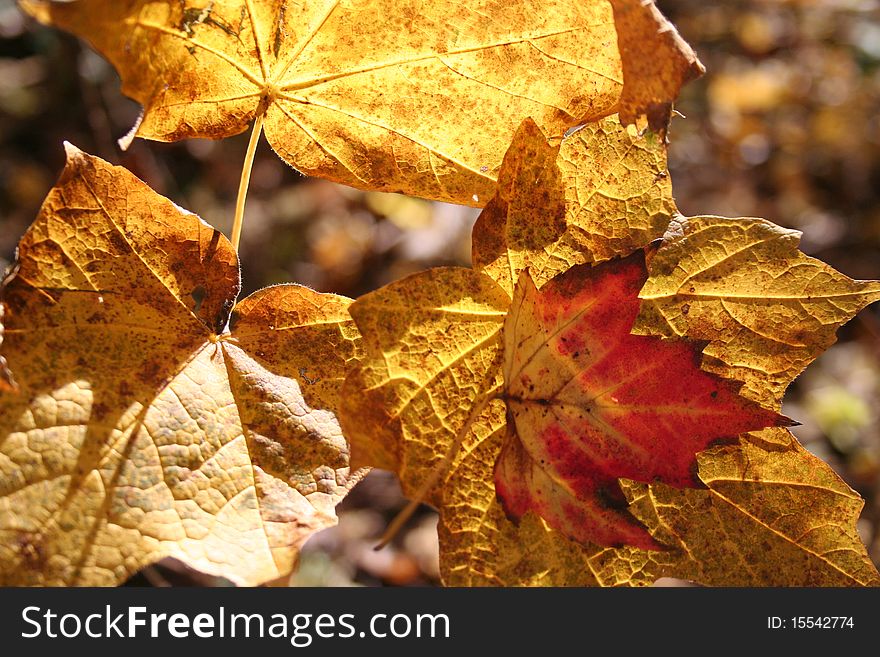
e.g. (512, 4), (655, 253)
(230, 114), (264, 252)
(374, 385), (503, 550)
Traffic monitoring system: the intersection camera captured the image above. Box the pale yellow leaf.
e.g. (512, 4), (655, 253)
(0, 146), (362, 585)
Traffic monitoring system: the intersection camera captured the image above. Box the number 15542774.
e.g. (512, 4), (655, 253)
(768, 617), (854, 629)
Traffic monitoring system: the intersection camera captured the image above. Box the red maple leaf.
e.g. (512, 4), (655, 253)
(496, 250), (790, 549)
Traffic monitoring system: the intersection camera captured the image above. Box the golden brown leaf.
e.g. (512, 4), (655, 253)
(635, 215), (880, 406)
(623, 433), (880, 586)
(438, 415), (675, 586)
(341, 119), (880, 586)
(0, 146), (361, 586)
(344, 279), (668, 585)
(472, 115), (675, 296)
(609, 0), (705, 132)
(343, 266), (508, 503)
(21, 0), (700, 205)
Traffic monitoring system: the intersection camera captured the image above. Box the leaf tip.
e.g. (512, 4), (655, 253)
(61, 141), (91, 176)
(514, 116), (543, 137)
(769, 411), (799, 428)
(62, 140), (83, 160)
(118, 112), (143, 151)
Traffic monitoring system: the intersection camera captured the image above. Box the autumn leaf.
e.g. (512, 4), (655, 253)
(622, 434), (880, 586)
(496, 252), (787, 551)
(635, 215), (880, 405)
(472, 115), (675, 296)
(20, 0), (701, 205)
(0, 145), (362, 586)
(340, 117), (880, 586)
(439, 417), (675, 586)
(610, 0), (705, 132)
(343, 114), (675, 512)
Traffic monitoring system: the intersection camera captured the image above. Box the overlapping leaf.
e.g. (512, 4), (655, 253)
(472, 116), (675, 295)
(342, 115), (675, 508)
(341, 117), (880, 586)
(497, 254), (786, 550)
(21, 0), (701, 205)
(439, 419), (674, 586)
(610, 0), (705, 131)
(0, 146), (362, 586)
(623, 434), (880, 586)
(635, 215), (880, 405)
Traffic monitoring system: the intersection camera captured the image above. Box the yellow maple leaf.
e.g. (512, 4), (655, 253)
(340, 117), (880, 586)
(472, 117), (675, 295)
(0, 146), (363, 586)
(623, 434), (880, 586)
(20, 0), (701, 205)
(635, 215), (880, 406)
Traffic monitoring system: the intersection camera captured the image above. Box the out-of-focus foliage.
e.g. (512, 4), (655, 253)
(662, 0), (880, 276)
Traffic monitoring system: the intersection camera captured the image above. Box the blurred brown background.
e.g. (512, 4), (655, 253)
(0, 0), (878, 585)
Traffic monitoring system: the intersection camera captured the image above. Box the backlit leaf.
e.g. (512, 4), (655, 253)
(635, 215), (880, 405)
(21, 0), (701, 205)
(0, 146), (362, 586)
(610, 0), (705, 132)
(496, 253), (786, 550)
(439, 418), (674, 586)
(343, 266), (508, 505)
(472, 115), (675, 296)
(341, 117), (880, 586)
(623, 434), (880, 586)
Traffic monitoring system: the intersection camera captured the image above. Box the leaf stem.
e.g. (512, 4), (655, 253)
(374, 385), (503, 550)
(230, 114), (264, 252)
